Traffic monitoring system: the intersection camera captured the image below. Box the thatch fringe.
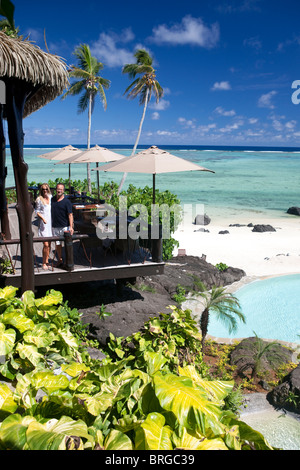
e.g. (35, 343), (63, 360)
(0, 31), (69, 116)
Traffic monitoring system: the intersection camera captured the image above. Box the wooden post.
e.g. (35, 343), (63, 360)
(151, 223), (163, 262)
(5, 78), (35, 292)
(64, 231), (74, 271)
(0, 104), (11, 240)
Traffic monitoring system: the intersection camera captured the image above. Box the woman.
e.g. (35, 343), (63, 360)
(35, 183), (52, 270)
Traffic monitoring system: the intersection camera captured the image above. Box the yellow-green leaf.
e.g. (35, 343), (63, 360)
(0, 322), (16, 355)
(2, 309), (35, 333)
(178, 365), (234, 402)
(153, 372), (224, 435)
(0, 383), (18, 413)
(136, 412), (173, 450)
(104, 429), (133, 450)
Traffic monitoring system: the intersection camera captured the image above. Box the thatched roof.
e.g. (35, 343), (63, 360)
(0, 31), (69, 117)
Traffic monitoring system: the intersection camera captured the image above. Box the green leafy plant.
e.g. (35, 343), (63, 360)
(0, 287), (274, 450)
(215, 262), (229, 271)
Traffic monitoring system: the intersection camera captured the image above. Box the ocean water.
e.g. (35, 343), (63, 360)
(4, 144), (300, 220)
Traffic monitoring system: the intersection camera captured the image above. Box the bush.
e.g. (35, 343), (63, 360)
(0, 287), (274, 450)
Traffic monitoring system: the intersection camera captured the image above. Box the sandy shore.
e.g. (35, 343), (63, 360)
(173, 214), (300, 277)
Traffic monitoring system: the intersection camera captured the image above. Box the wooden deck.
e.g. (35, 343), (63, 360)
(0, 204), (165, 288)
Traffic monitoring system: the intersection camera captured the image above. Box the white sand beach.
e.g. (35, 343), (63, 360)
(174, 214), (300, 277)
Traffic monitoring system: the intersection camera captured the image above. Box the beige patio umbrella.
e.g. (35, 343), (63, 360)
(94, 145), (215, 203)
(37, 145), (82, 185)
(56, 145), (125, 200)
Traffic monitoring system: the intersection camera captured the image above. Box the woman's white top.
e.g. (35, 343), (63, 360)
(35, 195), (52, 237)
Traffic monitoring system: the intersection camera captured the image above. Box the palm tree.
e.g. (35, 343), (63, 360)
(117, 49), (163, 195)
(237, 332), (287, 380)
(198, 285), (246, 350)
(62, 44), (110, 192)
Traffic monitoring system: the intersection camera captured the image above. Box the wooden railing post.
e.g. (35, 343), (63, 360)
(64, 231), (74, 271)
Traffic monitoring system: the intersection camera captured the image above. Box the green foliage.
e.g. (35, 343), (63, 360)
(0, 287), (274, 450)
(0, 258), (14, 274)
(0, 0), (15, 33)
(215, 262), (229, 271)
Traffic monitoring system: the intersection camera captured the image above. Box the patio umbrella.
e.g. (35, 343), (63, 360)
(36, 145), (82, 186)
(93, 145), (215, 203)
(56, 145), (125, 200)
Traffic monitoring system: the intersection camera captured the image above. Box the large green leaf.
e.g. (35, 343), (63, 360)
(35, 290), (63, 308)
(0, 322), (15, 355)
(178, 365), (234, 403)
(172, 427), (228, 450)
(153, 372), (225, 436)
(0, 383), (18, 413)
(23, 323), (57, 348)
(58, 327), (79, 350)
(135, 412), (173, 450)
(22, 290), (38, 317)
(104, 429), (133, 450)
(0, 285), (18, 300)
(31, 371), (70, 394)
(16, 343), (44, 367)
(2, 308), (35, 333)
(0, 414), (36, 450)
(61, 363), (90, 378)
(222, 414), (274, 450)
(26, 416), (92, 450)
(144, 351), (168, 376)
(0, 286), (18, 312)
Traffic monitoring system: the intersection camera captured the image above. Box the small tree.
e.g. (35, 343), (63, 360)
(198, 285), (246, 350)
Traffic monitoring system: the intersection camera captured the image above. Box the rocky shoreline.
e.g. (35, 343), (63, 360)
(75, 255), (246, 345)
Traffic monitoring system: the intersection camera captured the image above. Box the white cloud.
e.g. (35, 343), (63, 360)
(249, 118), (258, 124)
(149, 99), (170, 111)
(151, 112), (160, 120)
(90, 29), (135, 68)
(150, 15), (219, 48)
(214, 106), (236, 116)
(178, 117), (196, 128)
(211, 81), (231, 91)
(258, 90), (277, 109)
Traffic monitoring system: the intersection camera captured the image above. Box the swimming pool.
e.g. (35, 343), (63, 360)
(208, 274), (300, 343)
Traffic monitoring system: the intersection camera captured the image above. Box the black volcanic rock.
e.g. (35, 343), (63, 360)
(79, 255), (246, 346)
(252, 224), (276, 232)
(287, 207), (300, 216)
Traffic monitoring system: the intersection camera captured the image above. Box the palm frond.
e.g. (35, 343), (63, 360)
(77, 91), (89, 113)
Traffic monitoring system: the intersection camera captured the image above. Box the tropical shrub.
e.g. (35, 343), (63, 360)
(0, 287), (274, 450)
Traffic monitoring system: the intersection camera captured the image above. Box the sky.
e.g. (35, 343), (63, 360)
(6, 0), (300, 147)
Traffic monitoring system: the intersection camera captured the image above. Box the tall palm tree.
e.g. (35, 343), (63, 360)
(62, 44), (110, 192)
(117, 49), (163, 195)
(198, 285), (246, 350)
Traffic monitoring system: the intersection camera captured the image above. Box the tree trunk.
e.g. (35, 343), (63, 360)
(0, 104), (11, 240)
(117, 88), (149, 195)
(87, 93), (92, 193)
(200, 308), (209, 350)
(5, 78), (34, 292)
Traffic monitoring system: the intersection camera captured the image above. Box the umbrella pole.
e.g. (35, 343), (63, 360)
(96, 162), (100, 202)
(69, 164), (71, 194)
(153, 174), (156, 205)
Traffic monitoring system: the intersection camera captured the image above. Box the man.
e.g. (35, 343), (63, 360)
(51, 183), (74, 267)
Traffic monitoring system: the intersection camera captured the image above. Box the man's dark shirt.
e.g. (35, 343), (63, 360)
(51, 196), (72, 228)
